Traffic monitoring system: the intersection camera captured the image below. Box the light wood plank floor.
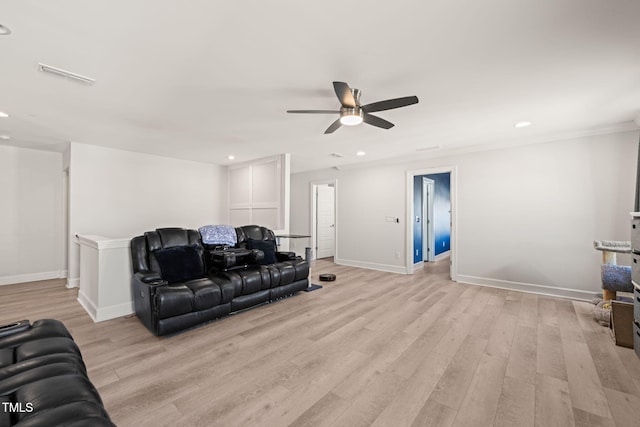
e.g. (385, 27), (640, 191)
(2, 259), (640, 427)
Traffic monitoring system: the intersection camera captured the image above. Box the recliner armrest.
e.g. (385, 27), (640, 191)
(132, 272), (168, 336)
(0, 320), (30, 339)
(134, 271), (165, 285)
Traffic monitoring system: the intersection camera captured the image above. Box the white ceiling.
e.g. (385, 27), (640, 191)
(1, 0), (639, 173)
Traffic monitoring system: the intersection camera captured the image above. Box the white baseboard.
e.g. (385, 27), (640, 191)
(77, 291), (98, 322)
(413, 261), (425, 270)
(94, 301), (134, 322)
(77, 291), (134, 323)
(66, 277), (80, 288)
(335, 258), (407, 274)
(456, 274), (596, 301)
(0, 271), (64, 286)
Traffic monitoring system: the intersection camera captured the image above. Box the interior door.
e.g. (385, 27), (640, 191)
(316, 184), (335, 259)
(422, 177), (435, 262)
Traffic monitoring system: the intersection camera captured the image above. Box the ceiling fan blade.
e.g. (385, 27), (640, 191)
(363, 113), (394, 130)
(324, 118), (342, 134)
(362, 96), (419, 113)
(287, 110), (340, 114)
(333, 81), (356, 108)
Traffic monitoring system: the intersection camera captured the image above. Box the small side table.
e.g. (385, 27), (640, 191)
(275, 234), (312, 260)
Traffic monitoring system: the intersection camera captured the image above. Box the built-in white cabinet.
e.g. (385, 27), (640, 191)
(77, 235), (134, 322)
(227, 154), (290, 232)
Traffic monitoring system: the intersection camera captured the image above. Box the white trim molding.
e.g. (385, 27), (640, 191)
(457, 274), (596, 301)
(0, 271), (65, 286)
(66, 277), (80, 288)
(77, 291), (134, 322)
(336, 257), (408, 274)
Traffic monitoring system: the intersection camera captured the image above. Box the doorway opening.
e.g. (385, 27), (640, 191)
(310, 180), (337, 261)
(406, 166), (457, 280)
(422, 177), (435, 263)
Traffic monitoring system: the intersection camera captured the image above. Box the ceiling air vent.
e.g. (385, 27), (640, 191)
(38, 63), (95, 85)
(330, 153), (345, 158)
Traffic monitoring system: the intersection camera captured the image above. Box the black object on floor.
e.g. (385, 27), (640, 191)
(319, 273), (336, 281)
(304, 284), (323, 292)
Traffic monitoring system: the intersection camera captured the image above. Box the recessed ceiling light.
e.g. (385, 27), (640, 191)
(0, 25), (11, 36)
(0, 135), (10, 140)
(227, 155), (235, 160)
(0, 112), (8, 118)
(514, 121), (531, 128)
(356, 151), (366, 156)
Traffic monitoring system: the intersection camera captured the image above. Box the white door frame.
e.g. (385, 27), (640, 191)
(406, 166), (457, 280)
(310, 179), (338, 261)
(422, 177), (435, 262)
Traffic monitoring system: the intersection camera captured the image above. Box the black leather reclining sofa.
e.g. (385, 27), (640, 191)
(0, 319), (114, 427)
(131, 226), (309, 336)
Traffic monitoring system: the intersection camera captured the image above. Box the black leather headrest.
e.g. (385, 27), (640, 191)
(236, 225), (275, 243)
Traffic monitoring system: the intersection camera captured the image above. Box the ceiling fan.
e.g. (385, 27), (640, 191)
(287, 81), (419, 134)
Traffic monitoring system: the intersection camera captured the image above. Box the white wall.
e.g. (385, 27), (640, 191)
(0, 146), (64, 285)
(68, 142), (226, 285)
(291, 130), (639, 298)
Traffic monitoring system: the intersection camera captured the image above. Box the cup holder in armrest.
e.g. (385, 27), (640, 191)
(0, 320), (30, 338)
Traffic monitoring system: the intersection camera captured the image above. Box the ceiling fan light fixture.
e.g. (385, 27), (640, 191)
(340, 108), (363, 126)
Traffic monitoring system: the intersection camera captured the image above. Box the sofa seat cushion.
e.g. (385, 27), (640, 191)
(1, 353), (85, 383)
(237, 269), (263, 295)
(0, 319), (72, 349)
(184, 278), (222, 311)
(290, 260), (310, 281)
(156, 285), (194, 319)
(152, 245), (204, 284)
(14, 401), (114, 427)
(271, 263), (296, 287)
(14, 375), (107, 424)
(221, 269), (272, 297)
(0, 361), (88, 396)
(0, 348), (13, 368)
(14, 337), (81, 363)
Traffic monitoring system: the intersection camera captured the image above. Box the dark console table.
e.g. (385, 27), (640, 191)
(275, 234), (312, 261)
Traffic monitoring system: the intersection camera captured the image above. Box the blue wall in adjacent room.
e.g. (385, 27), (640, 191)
(413, 172), (451, 263)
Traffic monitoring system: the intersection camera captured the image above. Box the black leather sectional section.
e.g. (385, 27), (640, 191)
(131, 226), (309, 336)
(0, 319), (114, 427)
